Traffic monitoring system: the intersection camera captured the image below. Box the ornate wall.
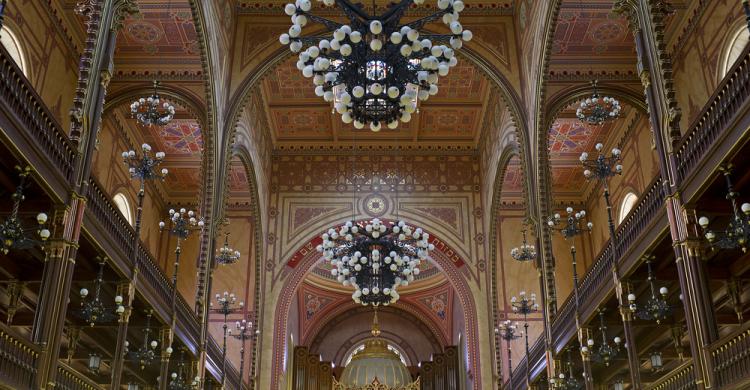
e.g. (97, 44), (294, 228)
(256, 151), (493, 390)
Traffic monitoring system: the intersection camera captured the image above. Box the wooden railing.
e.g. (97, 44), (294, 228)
(675, 43), (750, 183)
(55, 362), (104, 390)
(645, 360), (696, 390)
(0, 322), (39, 389)
(0, 44), (76, 187)
(710, 322), (750, 388)
(511, 177), (667, 383)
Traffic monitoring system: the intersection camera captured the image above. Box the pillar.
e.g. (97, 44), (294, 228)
(159, 327), (173, 390)
(578, 327), (595, 390)
(613, 1), (719, 388)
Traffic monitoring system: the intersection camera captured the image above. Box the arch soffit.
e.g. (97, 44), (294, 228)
(543, 84), (648, 131)
(104, 85), (209, 129)
(306, 301), (445, 358)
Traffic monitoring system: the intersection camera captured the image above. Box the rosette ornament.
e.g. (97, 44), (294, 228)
(278, 0), (472, 131)
(317, 218), (434, 306)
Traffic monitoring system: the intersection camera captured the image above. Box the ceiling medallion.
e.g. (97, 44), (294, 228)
(317, 219), (434, 306)
(576, 80), (621, 125)
(130, 80), (176, 127)
(278, 0), (473, 131)
(364, 194), (388, 217)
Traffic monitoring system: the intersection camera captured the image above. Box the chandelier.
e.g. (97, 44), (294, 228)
(510, 225), (537, 262)
(215, 232), (241, 265)
(549, 349), (583, 390)
(0, 166), (50, 254)
(278, 0), (472, 131)
(168, 350), (201, 390)
(576, 80), (621, 125)
(586, 310), (621, 367)
(130, 80), (175, 127)
(125, 310), (162, 369)
(627, 257), (671, 324)
(698, 165), (750, 252)
(318, 218), (433, 306)
(75, 260), (124, 327)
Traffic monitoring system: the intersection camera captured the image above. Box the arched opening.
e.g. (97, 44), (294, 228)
(112, 192), (133, 226)
(272, 222), (480, 390)
(0, 25), (28, 76)
(721, 26), (750, 79)
(618, 192), (639, 224)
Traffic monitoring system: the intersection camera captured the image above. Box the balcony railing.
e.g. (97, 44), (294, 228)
(645, 360), (696, 390)
(675, 43), (750, 184)
(0, 322), (39, 389)
(550, 177), (666, 348)
(511, 176), (667, 383)
(710, 322), (750, 388)
(0, 44), (76, 193)
(55, 362), (104, 390)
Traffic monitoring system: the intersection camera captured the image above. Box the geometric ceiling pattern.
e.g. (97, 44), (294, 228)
(549, 0), (636, 73)
(261, 56), (489, 146)
(115, 0), (203, 73)
(156, 120), (204, 156)
(548, 102), (631, 194)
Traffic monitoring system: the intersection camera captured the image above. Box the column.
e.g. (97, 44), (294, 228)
(31, 0), (137, 387)
(613, 1), (718, 388)
(32, 205), (81, 389)
(111, 281), (134, 387)
(619, 282), (642, 389)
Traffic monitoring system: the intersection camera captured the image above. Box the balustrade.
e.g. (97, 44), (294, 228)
(55, 362), (104, 390)
(676, 43), (750, 183)
(0, 44), (75, 193)
(645, 360), (696, 390)
(0, 322), (38, 389)
(710, 322), (750, 388)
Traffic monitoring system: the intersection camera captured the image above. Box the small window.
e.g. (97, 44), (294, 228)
(618, 192), (638, 224)
(0, 26), (28, 76)
(113, 193), (133, 226)
(721, 27), (750, 79)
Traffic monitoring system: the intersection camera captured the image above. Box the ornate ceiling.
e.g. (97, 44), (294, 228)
(260, 56), (490, 147)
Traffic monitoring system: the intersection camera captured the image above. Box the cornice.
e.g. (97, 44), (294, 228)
(271, 144), (478, 156)
(668, 0), (708, 58)
(235, 2), (514, 16)
(546, 71), (641, 83)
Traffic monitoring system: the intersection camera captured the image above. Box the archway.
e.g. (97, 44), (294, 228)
(270, 221), (481, 390)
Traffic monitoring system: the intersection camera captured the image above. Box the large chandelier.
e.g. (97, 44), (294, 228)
(0, 166), (50, 254)
(510, 225), (537, 262)
(130, 80), (175, 127)
(317, 218), (433, 306)
(278, 0), (473, 131)
(698, 165), (750, 252)
(576, 80), (621, 125)
(75, 260), (125, 327)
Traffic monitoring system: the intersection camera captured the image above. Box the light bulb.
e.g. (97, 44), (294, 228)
(369, 20), (382, 34)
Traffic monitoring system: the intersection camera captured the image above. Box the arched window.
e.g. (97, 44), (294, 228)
(113, 193), (133, 226)
(720, 26), (750, 79)
(618, 192), (638, 224)
(0, 26), (28, 76)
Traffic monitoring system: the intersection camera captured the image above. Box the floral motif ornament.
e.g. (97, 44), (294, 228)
(317, 218), (434, 306)
(278, 0), (473, 131)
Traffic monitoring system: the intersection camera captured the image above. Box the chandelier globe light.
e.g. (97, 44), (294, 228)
(510, 225), (537, 262)
(576, 80), (621, 125)
(279, 0), (472, 131)
(318, 218), (434, 306)
(130, 80), (175, 127)
(215, 232), (241, 265)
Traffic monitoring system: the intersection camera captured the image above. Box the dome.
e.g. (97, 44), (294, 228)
(339, 338), (413, 388)
(337, 311), (417, 390)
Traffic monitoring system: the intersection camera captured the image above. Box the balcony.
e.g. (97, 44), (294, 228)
(0, 322), (38, 389)
(0, 45), (76, 201)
